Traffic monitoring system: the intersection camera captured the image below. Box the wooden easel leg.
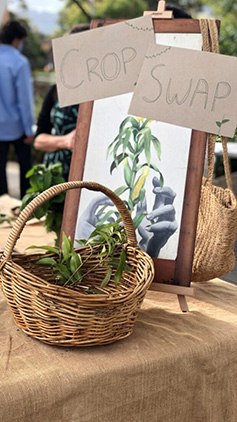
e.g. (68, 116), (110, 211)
(177, 295), (189, 312)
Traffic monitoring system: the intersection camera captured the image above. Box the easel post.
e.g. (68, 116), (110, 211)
(144, 1), (191, 313)
(144, 0), (173, 19)
(62, 12), (213, 314)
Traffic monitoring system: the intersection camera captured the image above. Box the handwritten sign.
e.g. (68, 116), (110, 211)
(129, 44), (237, 137)
(52, 16), (154, 107)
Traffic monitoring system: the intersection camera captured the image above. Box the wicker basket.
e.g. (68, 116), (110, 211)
(0, 181), (154, 347)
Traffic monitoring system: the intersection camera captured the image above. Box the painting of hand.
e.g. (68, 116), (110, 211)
(137, 176), (178, 257)
(75, 194), (113, 240)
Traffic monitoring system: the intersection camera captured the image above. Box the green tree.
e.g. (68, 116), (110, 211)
(205, 0), (237, 56)
(56, 3), (89, 35)
(8, 12), (48, 70)
(95, 0), (148, 19)
(57, 0), (149, 33)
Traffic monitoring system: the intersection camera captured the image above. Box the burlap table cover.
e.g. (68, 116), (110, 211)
(0, 226), (237, 421)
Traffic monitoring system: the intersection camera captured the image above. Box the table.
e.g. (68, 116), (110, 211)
(0, 226), (237, 422)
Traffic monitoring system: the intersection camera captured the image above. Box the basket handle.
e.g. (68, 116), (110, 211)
(0, 181), (138, 265)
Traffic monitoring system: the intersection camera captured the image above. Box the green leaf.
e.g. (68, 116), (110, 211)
(74, 238), (88, 246)
(148, 165), (164, 187)
(25, 168), (35, 178)
(70, 251), (82, 274)
(55, 212), (63, 227)
(52, 192), (66, 203)
(138, 188), (146, 204)
(136, 133), (145, 152)
(128, 198), (134, 210)
(52, 176), (65, 185)
(29, 174), (40, 191)
(27, 245), (59, 254)
(100, 267), (113, 288)
(151, 136), (161, 160)
(149, 163), (160, 172)
(119, 116), (139, 131)
(56, 263), (71, 282)
(110, 152), (128, 174)
(36, 257), (57, 266)
(106, 134), (120, 159)
(222, 119), (230, 124)
(114, 185), (129, 196)
(141, 118), (152, 128)
(34, 206), (47, 220)
(99, 244), (107, 257)
(20, 193), (35, 211)
(142, 127), (152, 165)
(96, 204), (108, 216)
(113, 138), (124, 167)
(108, 258), (120, 268)
(25, 187), (36, 193)
(62, 232), (72, 258)
(96, 210), (116, 226)
(159, 173), (164, 188)
(43, 171), (52, 190)
(216, 121), (221, 127)
(132, 212), (146, 230)
(136, 163), (147, 172)
(114, 249), (126, 286)
(50, 162), (63, 175)
(123, 127), (136, 154)
(127, 142), (135, 153)
(123, 160), (133, 187)
(45, 212), (55, 228)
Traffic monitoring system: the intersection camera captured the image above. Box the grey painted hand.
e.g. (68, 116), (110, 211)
(137, 176), (178, 257)
(75, 194), (113, 241)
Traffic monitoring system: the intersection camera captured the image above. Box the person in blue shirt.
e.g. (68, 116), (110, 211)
(0, 20), (34, 199)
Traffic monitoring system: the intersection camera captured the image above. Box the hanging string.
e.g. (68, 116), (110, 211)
(199, 18), (232, 190)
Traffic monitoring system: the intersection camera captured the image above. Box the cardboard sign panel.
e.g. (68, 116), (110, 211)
(52, 15), (154, 107)
(129, 43), (237, 137)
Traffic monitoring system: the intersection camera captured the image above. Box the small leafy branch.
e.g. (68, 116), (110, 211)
(105, 116), (164, 227)
(21, 163), (65, 245)
(216, 115), (230, 134)
(28, 221), (130, 291)
(0, 213), (16, 225)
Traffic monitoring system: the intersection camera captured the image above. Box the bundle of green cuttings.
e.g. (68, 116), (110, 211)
(28, 220), (131, 291)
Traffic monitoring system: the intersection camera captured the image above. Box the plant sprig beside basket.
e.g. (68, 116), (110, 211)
(28, 220), (131, 292)
(21, 163), (66, 245)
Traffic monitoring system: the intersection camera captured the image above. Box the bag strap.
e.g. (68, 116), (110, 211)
(200, 18), (232, 190)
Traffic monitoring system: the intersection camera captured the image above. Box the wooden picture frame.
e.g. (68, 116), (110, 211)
(61, 18), (219, 304)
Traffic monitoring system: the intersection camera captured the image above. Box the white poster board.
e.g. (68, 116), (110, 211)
(74, 33), (203, 261)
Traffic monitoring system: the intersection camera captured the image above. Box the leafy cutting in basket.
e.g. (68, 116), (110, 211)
(27, 220), (131, 291)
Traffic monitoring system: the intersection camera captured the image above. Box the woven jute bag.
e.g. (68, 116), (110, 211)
(192, 19), (237, 282)
(192, 136), (237, 282)
(0, 181), (154, 346)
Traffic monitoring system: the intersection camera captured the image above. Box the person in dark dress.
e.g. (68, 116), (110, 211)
(34, 23), (90, 181)
(34, 85), (79, 180)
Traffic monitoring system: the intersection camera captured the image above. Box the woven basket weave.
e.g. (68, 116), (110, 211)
(192, 176), (237, 282)
(0, 181), (154, 347)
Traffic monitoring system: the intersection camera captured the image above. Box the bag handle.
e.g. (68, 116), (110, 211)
(200, 18), (232, 190)
(0, 181), (138, 266)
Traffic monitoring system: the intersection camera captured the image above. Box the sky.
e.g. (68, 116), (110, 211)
(8, 0), (63, 14)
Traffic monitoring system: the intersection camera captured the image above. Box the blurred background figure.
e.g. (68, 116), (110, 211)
(0, 20), (34, 198)
(34, 23), (90, 181)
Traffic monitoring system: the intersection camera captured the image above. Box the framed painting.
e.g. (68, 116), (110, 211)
(61, 18), (218, 299)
